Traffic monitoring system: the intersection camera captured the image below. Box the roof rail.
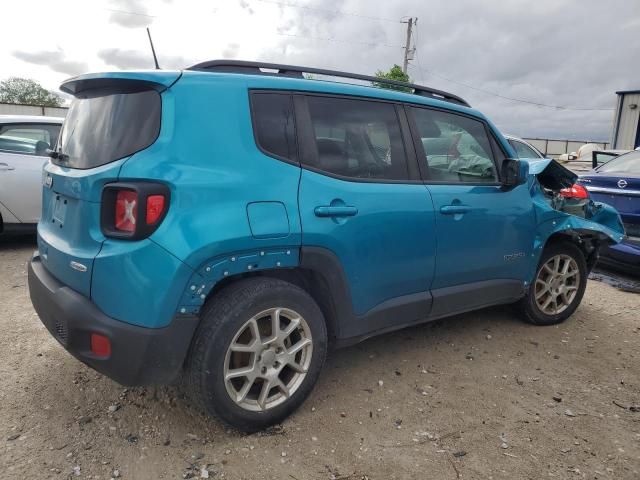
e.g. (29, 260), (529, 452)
(187, 60), (470, 107)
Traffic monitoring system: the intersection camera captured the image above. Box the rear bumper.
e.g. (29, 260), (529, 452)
(28, 252), (199, 386)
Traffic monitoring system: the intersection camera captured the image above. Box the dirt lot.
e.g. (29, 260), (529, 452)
(1, 236), (639, 480)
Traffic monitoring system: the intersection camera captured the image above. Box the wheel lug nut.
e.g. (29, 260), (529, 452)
(261, 366), (267, 374)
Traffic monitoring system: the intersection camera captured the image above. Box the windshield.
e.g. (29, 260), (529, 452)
(55, 87), (161, 169)
(509, 139), (542, 159)
(597, 150), (640, 174)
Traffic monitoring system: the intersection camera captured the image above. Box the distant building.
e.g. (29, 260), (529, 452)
(611, 90), (640, 149)
(0, 102), (68, 118)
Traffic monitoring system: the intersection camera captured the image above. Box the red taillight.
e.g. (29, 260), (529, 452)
(146, 194), (165, 225)
(90, 333), (111, 357)
(102, 182), (169, 239)
(559, 184), (589, 199)
(115, 190), (138, 232)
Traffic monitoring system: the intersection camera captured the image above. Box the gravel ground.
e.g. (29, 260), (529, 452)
(1, 235), (639, 480)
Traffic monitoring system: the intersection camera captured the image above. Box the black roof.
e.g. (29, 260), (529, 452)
(188, 60), (470, 107)
(616, 89), (640, 95)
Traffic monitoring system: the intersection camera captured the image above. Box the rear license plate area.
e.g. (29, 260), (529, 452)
(52, 194), (68, 226)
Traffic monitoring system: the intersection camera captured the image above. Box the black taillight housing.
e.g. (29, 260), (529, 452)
(101, 182), (170, 240)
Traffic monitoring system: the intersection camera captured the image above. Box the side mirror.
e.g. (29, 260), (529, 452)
(501, 158), (528, 189)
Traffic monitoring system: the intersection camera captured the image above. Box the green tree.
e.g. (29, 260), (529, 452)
(372, 65), (411, 92)
(0, 77), (63, 107)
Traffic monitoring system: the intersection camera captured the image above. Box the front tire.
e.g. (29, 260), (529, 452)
(186, 277), (327, 432)
(518, 241), (588, 326)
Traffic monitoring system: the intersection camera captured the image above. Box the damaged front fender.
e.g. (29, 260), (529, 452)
(525, 159), (625, 281)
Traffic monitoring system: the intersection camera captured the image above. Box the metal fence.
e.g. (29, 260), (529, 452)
(0, 102), (68, 118)
(522, 137), (610, 159)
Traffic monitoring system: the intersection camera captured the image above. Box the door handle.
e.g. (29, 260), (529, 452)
(314, 205), (358, 217)
(440, 205), (471, 215)
(0, 163), (15, 171)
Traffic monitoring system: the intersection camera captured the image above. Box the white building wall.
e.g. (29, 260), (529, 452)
(0, 103), (68, 117)
(613, 92), (640, 149)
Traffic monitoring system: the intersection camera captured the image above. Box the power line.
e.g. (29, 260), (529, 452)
(410, 24), (612, 112)
(104, 7), (155, 18)
(106, 1), (610, 112)
(252, 0), (402, 24)
(414, 65), (614, 111)
(276, 31), (402, 49)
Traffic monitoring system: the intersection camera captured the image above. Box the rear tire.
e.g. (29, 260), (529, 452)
(186, 277), (327, 432)
(518, 241), (587, 326)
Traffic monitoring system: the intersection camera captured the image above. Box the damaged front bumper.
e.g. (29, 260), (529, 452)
(525, 159), (626, 276)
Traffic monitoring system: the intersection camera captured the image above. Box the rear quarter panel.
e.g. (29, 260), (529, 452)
(92, 72), (301, 327)
(117, 74), (303, 267)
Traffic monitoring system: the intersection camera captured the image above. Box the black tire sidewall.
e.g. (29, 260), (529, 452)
(523, 242), (588, 325)
(192, 279), (327, 431)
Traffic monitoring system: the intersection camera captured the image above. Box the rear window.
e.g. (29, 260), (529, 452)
(55, 87), (161, 169)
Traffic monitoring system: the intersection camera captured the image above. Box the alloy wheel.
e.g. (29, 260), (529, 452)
(223, 308), (313, 412)
(534, 254), (580, 315)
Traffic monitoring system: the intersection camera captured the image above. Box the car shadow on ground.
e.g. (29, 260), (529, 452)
(590, 265), (640, 293)
(0, 234), (37, 250)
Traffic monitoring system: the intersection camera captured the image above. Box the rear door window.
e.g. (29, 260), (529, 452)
(56, 87), (161, 169)
(0, 123), (61, 156)
(304, 96), (409, 181)
(411, 107), (498, 183)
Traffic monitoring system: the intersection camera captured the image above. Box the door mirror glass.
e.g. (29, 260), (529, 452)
(501, 158), (528, 188)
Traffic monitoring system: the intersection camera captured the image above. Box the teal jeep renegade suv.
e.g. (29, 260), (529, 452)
(28, 60), (625, 431)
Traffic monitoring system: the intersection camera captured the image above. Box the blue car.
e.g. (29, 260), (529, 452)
(577, 150), (640, 273)
(28, 60), (624, 431)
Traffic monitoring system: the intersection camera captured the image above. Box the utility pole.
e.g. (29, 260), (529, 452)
(402, 17), (416, 74)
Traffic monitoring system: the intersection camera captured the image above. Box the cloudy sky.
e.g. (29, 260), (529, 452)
(3, 0), (639, 141)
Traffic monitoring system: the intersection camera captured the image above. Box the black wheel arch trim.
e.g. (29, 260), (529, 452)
(299, 246), (355, 340)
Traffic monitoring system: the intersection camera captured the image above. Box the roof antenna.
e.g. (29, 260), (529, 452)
(146, 27), (160, 69)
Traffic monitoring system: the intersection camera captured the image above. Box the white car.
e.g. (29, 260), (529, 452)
(0, 115), (63, 234)
(504, 134), (546, 159)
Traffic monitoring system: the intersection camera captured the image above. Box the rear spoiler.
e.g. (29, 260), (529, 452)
(60, 71), (182, 96)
